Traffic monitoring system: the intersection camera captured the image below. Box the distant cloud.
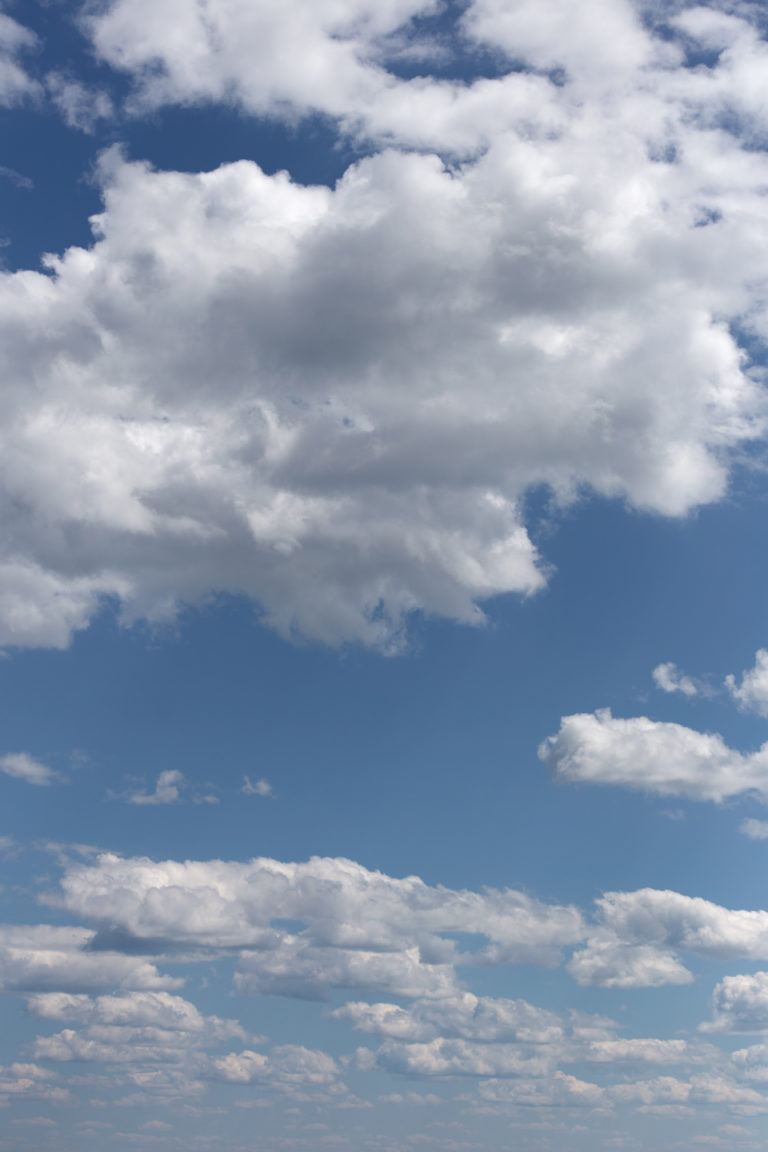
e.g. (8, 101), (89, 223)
(653, 662), (698, 697)
(126, 769), (184, 806)
(740, 819), (768, 841)
(242, 776), (272, 797)
(725, 650), (768, 717)
(0, 753), (64, 787)
(0, 165), (33, 190)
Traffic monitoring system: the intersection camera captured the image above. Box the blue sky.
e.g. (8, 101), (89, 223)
(4, 1), (768, 1149)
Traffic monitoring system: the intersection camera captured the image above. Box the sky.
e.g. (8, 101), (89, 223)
(4, 0), (768, 1149)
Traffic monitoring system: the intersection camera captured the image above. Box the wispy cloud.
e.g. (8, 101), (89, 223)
(242, 776), (272, 797)
(0, 753), (65, 787)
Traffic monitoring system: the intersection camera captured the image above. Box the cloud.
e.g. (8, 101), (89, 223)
(0, 925), (181, 993)
(703, 973), (768, 1034)
(0, 13), (39, 108)
(45, 73), (114, 133)
(540, 709), (768, 803)
(125, 770), (184, 805)
(653, 662), (699, 697)
(741, 819), (768, 840)
(726, 650), (768, 717)
(0, 752), (64, 787)
(242, 776), (272, 797)
(570, 889), (768, 988)
(3, 0), (768, 653)
(49, 852), (583, 1000)
(332, 993), (563, 1044)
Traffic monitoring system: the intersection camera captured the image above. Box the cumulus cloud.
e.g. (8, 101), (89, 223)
(48, 852), (583, 1001)
(0, 1), (767, 650)
(703, 973), (768, 1034)
(570, 889), (768, 988)
(540, 709), (768, 803)
(726, 650), (768, 716)
(0, 924), (180, 993)
(653, 662), (699, 697)
(0, 752), (64, 786)
(125, 769), (184, 806)
(332, 993), (563, 1044)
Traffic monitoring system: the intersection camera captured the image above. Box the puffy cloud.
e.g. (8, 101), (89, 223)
(703, 973), (768, 1034)
(125, 769), (184, 806)
(0, 924), (181, 993)
(477, 1071), (606, 1108)
(44, 74), (114, 133)
(5, 0), (768, 654)
(50, 852), (583, 999)
(212, 1045), (338, 1087)
(540, 709), (768, 803)
(332, 993), (563, 1044)
(653, 662), (699, 697)
(372, 1037), (553, 1078)
(726, 650), (768, 717)
(0, 752), (64, 787)
(571, 889), (768, 988)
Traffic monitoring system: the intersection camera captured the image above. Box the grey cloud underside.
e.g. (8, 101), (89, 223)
(2, 2), (768, 648)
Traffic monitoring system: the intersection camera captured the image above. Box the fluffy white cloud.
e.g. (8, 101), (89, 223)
(540, 709), (768, 803)
(242, 775), (272, 797)
(653, 662), (699, 697)
(0, 752), (64, 786)
(0, 925), (181, 993)
(2, 2), (768, 649)
(703, 973), (768, 1034)
(332, 993), (563, 1044)
(50, 852), (583, 1000)
(571, 889), (768, 988)
(126, 769), (184, 805)
(726, 650), (768, 716)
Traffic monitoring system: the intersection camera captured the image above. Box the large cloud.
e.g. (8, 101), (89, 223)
(1, 4), (768, 648)
(540, 708), (768, 803)
(49, 853), (583, 1000)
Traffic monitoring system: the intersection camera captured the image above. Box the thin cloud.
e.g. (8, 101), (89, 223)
(0, 753), (65, 787)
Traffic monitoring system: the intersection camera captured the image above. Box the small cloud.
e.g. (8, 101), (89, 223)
(0, 752), (65, 786)
(0, 165), (33, 190)
(661, 809), (686, 822)
(127, 769), (184, 806)
(725, 650), (768, 717)
(194, 793), (220, 805)
(242, 775), (272, 797)
(45, 73), (113, 133)
(652, 662), (698, 697)
(740, 818), (768, 840)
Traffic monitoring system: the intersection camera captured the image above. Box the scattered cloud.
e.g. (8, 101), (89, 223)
(741, 819), (768, 841)
(125, 770), (184, 806)
(242, 776), (272, 797)
(726, 650), (768, 717)
(0, 752), (65, 787)
(703, 973), (768, 1034)
(653, 662), (699, 698)
(540, 709), (768, 804)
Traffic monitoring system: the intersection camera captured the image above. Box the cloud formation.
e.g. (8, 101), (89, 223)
(653, 662), (699, 697)
(125, 769), (184, 806)
(726, 649), (768, 717)
(0, 1), (766, 649)
(540, 708), (768, 803)
(0, 753), (63, 787)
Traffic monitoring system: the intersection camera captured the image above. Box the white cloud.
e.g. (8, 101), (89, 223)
(242, 775), (272, 797)
(0, 752), (64, 787)
(45, 73), (114, 133)
(0, 13), (39, 107)
(741, 819), (768, 840)
(126, 770), (184, 805)
(540, 709), (768, 803)
(726, 650), (768, 717)
(332, 993), (563, 1044)
(571, 889), (768, 988)
(0, 924), (180, 993)
(3, 0), (768, 653)
(49, 852), (583, 1000)
(653, 662), (699, 697)
(703, 973), (768, 1034)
